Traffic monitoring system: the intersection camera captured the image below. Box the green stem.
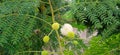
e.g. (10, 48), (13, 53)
(103, 48), (119, 55)
(48, 0), (63, 55)
(0, 14), (51, 26)
(55, 30), (64, 55)
(40, 0), (49, 4)
(48, 30), (54, 36)
(15, 51), (41, 55)
(54, 1), (102, 13)
(48, 0), (55, 23)
(15, 50), (61, 55)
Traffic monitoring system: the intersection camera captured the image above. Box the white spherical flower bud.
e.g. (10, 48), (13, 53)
(60, 23), (75, 38)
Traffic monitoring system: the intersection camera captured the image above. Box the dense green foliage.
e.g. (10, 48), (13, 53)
(84, 33), (120, 55)
(0, 0), (120, 55)
(73, 0), (120, 37)
(0, 0), (42, 54)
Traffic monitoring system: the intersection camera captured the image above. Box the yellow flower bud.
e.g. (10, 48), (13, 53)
(67, 31), (75, 38)
(43, 36), (50, 43)
(73, 40), (79, 45)
(52, 23), (60, 30)
(41, 50), (48, 55)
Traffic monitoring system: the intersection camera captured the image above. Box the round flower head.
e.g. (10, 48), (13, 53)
(60, 23), (73, 36)
(52, 23), (60, 30)
(43, 36), (50, 43)
(41, 50), (48, 55)
(73, 40), (79, 45)
(67, 31), (75, 38)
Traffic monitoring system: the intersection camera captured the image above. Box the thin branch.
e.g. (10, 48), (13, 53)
(48, 30), (54, 36)
(48, 0), (64, 55)
(55, 30), (64, 55)
(15, 51), (60, 55)
(0, 14), (51, 26)
(54, 1), (103, 13)
(40, 0), (49, 4)
(48, 0), (55, 23)
(103, 48), (119, 55)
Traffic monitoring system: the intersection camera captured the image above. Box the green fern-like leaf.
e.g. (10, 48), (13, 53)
(0, 0), (39, 54)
